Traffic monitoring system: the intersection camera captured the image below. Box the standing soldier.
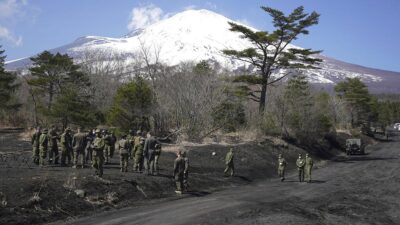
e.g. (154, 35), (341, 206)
(143, 132), (160, 175)
(117, 134), (130, 172)
(182, 151), (189, 192)
(224, 148), (235, 177)
(60, 128), (73, 166)
(133, 130), (144, 173)
(31, 127), (41, 165)
(48, 125), (59, 164)
(109, 130), (117, 159)
(277, 154), (287, 182)
(127, 129), (134, 159)
(92, 129), (105, 177)
(72, 128), (87, 168)
(103, 130), (113, 164)
(154, 142), (162, 175)
(296, 153), (306, 182)
(305, 153), (314, 183)
(173, 151), (185, 194)
(84, 129), (95, 164)
(39, 128), (49, 166)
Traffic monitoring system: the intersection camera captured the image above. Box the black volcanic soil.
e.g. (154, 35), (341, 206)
(0, 129), (309, 225)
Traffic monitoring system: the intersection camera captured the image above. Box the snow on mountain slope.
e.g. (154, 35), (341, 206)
(5, 9), (400, 91)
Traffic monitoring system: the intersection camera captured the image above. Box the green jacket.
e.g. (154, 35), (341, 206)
(39, 133), (48, 150)
(305, 157), (313, 168)
(278, 158), (287, 168)
(117, 139), (130, 154)
(296, 158), (305, 169)
(93, 137), (105, 151)
(225, 151), (234, 164)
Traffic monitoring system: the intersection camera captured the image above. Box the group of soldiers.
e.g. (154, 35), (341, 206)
(30, 126), (163, 178)
(31, 125), (314, 194)
(223, 149), (314, 183)
(277, 153), (314, 182)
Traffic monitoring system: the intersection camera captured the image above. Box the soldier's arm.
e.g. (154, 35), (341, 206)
(184, 159), (189, 174)
(173, 159), (177, 176)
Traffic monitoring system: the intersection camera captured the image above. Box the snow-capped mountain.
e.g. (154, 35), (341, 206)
(5, 9), (400, 92)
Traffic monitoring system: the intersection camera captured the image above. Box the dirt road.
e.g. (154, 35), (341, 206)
(64, 140), (400, 225)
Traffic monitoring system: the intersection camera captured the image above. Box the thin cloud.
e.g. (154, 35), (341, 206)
(183, 5), (197, 11)
(127, 4), (163, 31)
(205, 2), (217, 10)
(0, 0), (28, 19)
(0, 25), (22, 46)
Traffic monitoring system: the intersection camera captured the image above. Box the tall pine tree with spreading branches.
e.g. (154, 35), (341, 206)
(223, 6), (322, 113)
(0, 46), (20, 112)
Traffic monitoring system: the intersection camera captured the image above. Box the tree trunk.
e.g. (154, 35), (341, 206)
(259, 82), (267, 114)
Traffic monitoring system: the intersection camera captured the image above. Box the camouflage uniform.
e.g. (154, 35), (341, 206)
(183, 151), (189, 192)
(39, 129), (49, 166)
(127, 130), (134, 159)
(133, 134), (144, 172)
(72, 129), (87, 168)
(154, 143), (162, 175)
(48, 127), (59, 164)
(296, 154), (306, 182)
(224, 148), (234, 177)
(277, 154), (287, 182)
(31, 128), (41, 165)
(103, 131), (116, 164)
(117, 136), (130, 172)
(109, 132), (117, 158)
(84, 130), (95, 164)
(92, 130), (105, 177)
(305, 154), (314, 183)
(60, 128), (73, 166)
(173, 151), (185, 194)
(143, 134), (161, 175)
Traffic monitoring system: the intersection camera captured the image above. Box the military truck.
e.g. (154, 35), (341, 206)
(345, 139), (365, 155)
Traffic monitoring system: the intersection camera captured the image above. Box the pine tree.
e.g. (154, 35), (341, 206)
(0, 46), (20, 111)
(223, 6), (321, 113)
(334, 77), (372, 127)
(28, 51), (90, 110)
(107, 78), (154, 132)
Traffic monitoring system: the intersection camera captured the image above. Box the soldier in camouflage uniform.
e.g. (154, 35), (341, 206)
(305, 153), (314, 183)
(117, 134), (130, 172)
(48, 126), (59, 164)
(173, 150), (185, 194)
(133, 131), (144, 173)
(39, 128), (49, 166)
(60, 128), (73, 166)
(84, 129), (95, 164)
(127, 129), (134, 159)
(109, 130), (117, 159)
(72, 128), (87, 168)
(143, 132), (161, 175)
(296, 154), (306, 182)
(277, 154), (287, 182)
(92, 129), (105, 177)
(182, 151), (189, 192)
(103, 130), (115, 164)
(224, 148), (235, 177)
(31, 127), (41, 165)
